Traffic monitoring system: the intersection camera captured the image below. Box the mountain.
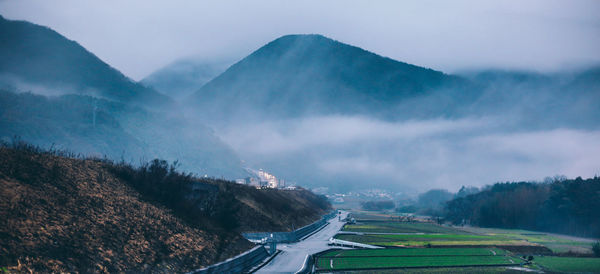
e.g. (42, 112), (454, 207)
(182, 34), (599, 192)
(189, 34), (469, 122)
(0, 89), (247, 178)
(460, 67), (600, 129)
(0, 143), (330, 272)
(0, 15), (171, 108)
(0, 16), (249, 178)
(142, 58), (232, 100)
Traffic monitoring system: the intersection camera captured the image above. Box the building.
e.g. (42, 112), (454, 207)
(258, 169), (279, 188)
(237, 168), (289, 189)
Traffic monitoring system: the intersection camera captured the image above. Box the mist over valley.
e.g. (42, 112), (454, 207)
(1, 2), (599, 272)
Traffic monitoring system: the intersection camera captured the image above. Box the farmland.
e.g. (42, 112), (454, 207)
(342, 266), (524, 273)
(460, 227), (597, 254)
(320, 247), (507, 257)
(334, 233), (530, 247)
(534, 256), (600, 272)
(315, 211), (599, 272)
(316, 248), (518, 271)
(343, 221), (468, 234)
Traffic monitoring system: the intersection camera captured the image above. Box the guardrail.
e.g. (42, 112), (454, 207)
(191, 211), (338, 274)
(189, 245), (269, 274)
(243, 211), (337, 243)
(328, 238), (383, 249)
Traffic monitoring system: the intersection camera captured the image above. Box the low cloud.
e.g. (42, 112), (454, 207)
(221, 116), (488, 154)
(220, 116), (600, 192)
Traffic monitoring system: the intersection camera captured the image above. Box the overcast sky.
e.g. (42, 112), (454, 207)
(1, 0), (599, 80)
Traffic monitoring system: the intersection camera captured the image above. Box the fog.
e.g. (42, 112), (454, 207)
(1, 0), (599, 79)
(1, 2), (599, 194)
(217, 115), (600, 192)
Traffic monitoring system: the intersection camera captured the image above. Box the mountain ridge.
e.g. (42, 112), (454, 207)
(142, 58), (232, 100)
(0, 15), (172, 108)
(189, 34), (469, 122)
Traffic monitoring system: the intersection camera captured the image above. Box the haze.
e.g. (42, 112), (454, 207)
(1, 1), (599, 194)
(1, 0), (599, 80)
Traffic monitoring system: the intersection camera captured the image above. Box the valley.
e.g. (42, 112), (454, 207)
(0, 3), (598, 272)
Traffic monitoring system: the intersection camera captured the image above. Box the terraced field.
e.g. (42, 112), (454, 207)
(316, 248), (518, 271)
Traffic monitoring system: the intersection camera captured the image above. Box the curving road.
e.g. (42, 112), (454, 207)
(256, 211), (348, 273)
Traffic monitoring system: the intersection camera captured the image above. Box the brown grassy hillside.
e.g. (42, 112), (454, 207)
(0, 144), (330, 272)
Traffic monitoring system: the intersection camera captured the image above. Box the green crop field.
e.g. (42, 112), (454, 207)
(329, 212), (600, 272)
(336, 266), (521, 273)
(460, 226), (597, 254)
(534, 256), (600, 273)
(320, 247), (506, 258)
(344, 221), (468, 234)
(335, 233), (528, 247)
(316, 254), (517, 270)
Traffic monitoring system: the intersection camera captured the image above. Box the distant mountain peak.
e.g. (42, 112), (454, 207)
(188, 33), (465, 121)
(0, 15), (172, 108)
(142, 57), (233, 100)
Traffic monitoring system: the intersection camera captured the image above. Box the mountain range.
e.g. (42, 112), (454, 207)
(184, 34), (599, 128)
(0, 15), (245, 178)
(1, 14), (599, 190)
(0, 15), (170, 108)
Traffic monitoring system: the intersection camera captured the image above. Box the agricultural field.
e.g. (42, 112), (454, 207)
(343, 266), (525, 273)
(348, 211), (404, 221)
(316, 247), (519, 271)
(335, 233), (531, 247)
(343, 221), (467, 234)
(460, 227), (597, 254)
(324, 211), (600, 272)
(533, 256), (600, 273)
(320, 247), (507, 257)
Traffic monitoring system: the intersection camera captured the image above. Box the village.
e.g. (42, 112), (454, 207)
(235, 168), (297, 189)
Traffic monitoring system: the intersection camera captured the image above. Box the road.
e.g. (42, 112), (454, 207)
(256, 211), (348, 273)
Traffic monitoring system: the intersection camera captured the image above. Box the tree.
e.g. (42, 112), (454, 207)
(361, 200), (395, 211)
(593, 242), (600, 257)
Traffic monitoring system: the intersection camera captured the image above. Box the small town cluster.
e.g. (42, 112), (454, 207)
(235, 168), (296, 189)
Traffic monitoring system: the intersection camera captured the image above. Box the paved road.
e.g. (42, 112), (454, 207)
(256, 211), (348, 273)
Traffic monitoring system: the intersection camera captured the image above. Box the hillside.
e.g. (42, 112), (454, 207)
(0, 89), (246, 178)
(460, 68), (600, 129)
(0, 15), (171, 108)
(0, 143), (331, 272)
(189, 34), (468, 122)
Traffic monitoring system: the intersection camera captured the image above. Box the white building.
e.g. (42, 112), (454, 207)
(238, 168), (289, 189)
(258, 169), (279, 188)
